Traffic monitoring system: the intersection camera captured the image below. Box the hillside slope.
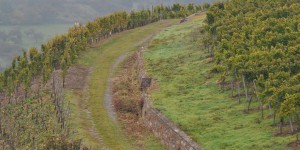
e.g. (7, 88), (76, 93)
(0, 3), (200, 148)
(66, 19), (179, 149)
(144, 14), (294, 150)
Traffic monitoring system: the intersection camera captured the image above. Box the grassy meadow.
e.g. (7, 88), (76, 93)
(144, 15), (294, 150)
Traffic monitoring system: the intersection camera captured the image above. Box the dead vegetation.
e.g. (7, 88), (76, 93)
(112, 53), (162, 149)
(112, 53), (142, 116)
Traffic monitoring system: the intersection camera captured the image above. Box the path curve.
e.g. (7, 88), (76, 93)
(103, 32), (159, 123)
(104, 54), (127, 122)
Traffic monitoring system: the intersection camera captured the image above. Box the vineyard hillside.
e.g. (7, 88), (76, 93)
(144, 0), (299, 149)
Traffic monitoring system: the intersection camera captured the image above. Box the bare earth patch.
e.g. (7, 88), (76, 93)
(65, 65), (90, 90)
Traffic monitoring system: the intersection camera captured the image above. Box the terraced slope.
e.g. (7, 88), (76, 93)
(66, 19), (178, 149)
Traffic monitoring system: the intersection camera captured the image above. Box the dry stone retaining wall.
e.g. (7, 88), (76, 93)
(136, 49), (201, 150)
(141, 93), (201, 150)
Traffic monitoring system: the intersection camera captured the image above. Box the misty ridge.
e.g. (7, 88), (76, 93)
(0, 0), (214, 70)
(0, 0), (214, 25)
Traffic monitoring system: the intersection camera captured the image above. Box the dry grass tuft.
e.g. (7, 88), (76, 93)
(112, 53), (164, 150)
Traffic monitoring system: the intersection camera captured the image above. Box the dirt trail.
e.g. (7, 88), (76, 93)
(83, 69), (109, 150)
(103, 34), (155, 122)
(65, 66), (109, 149)
(103, 25), (175, 123)
(65, 31), (166, 150)
(67, 20), (178, 149)
(104, 54), (127, 122)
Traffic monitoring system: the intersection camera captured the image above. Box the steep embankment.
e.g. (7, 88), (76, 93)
(65, 19), (178, 149)
(144, 14), (294, 150)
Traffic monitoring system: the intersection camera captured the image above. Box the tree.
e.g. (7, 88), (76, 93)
(187, 3), (195, 13)
(204, 0), (300, 134)
(0, 73), (4, 93)
(202, 3), (211, 10)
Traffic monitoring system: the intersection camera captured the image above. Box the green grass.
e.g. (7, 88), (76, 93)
(68, 19), (178, 149)
(144, 135), (165, 150)
(66, 90), (104, 149)
(144, 15), (294, 150)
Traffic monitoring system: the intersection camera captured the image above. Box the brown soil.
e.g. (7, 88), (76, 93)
(64, 65), (90, 90)
(287, 141), (300, 150)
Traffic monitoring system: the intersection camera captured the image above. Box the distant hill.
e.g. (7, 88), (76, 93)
(0, 0), (215, 25)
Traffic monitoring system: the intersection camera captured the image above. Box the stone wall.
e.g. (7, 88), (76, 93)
(141, 93), (201, 150)
(136, 43), (201, 150)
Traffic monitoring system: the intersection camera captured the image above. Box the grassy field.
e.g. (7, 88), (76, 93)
(144, 15), (294, 150)
(66, 19), (178, 149)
